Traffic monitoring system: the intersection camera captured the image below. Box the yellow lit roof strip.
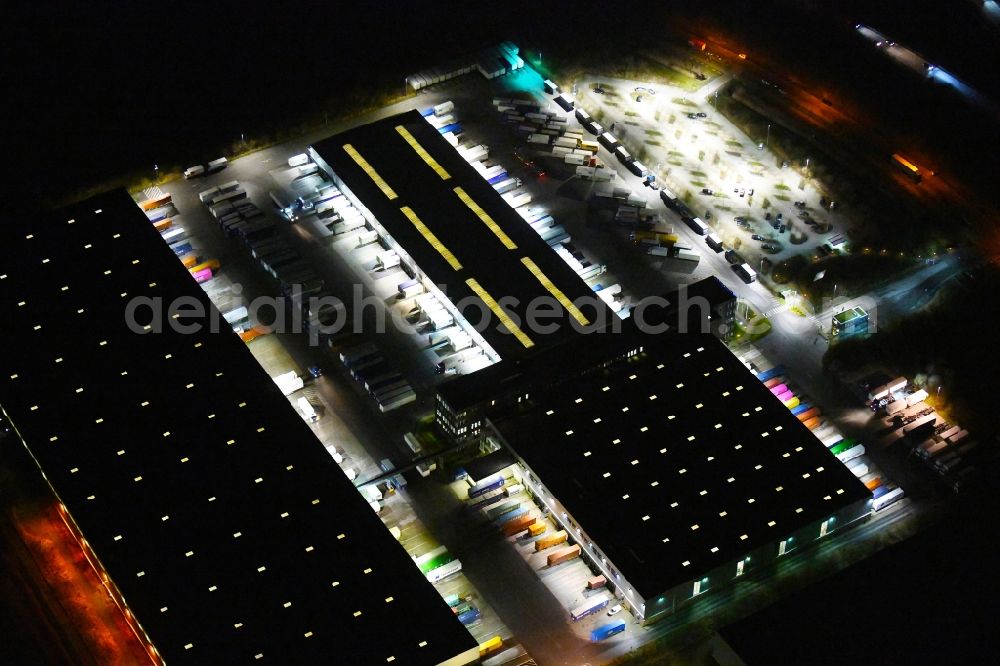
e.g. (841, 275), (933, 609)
(395, 125), (451, 180)
(520, 257), (591, 326)
(464, 278), (534, 349)
(342, 144), (397, 200)
(399, 206), (462, 271)
(453, 187), (517, 250)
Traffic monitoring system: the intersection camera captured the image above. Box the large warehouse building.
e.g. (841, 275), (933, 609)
(0, 190), (479, 665)
(485, 332), (872, 623)
(310, 109), (615, 367)
(304, 108), (871, 626)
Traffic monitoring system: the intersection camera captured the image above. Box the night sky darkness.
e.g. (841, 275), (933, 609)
(4, 0), (996, 206)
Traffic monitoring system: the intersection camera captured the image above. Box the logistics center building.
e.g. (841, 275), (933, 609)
(309, 110), (615, 383)
(485, 332), (872, 623)
(0, 190), (479, 665)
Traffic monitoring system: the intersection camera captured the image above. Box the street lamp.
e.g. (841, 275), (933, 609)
(153, 163), (159, 181)
(765, 123), (771, 149)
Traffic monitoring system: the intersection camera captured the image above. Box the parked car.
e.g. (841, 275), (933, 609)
(608, 604), (624, 616)
(701, 188), (714, 195)
(779, 224), (786, 233)
(695, 111), (707, 118)
(748, 188), (754, 196)
(751, 234), (763, 241)
(776, 213), (783, 222)
(593, 87), (606, 94)
(794, 200), (806, 208)
(765, 212), (772, 221)
(687, 112), (699, 119)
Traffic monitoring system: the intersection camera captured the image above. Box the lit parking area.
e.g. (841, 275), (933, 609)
(573, 76), (854, 272)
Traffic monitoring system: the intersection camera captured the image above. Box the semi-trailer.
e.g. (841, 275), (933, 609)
(802, 416), (822, 430)
(469, 476), (506, 499)
(170, 241), (193, 257)
(684, 216), (709, 235)
(829, 439), (856, 455)
(614, 146), (633, 164)
(628, 161), (649, 178)
(426, 558), (462, 583)
(457, 607), (482, 625)
(468, 490), (508, 513)
(493, 178), (519, 195)
(502, 514), (537, 537)
(340, 343), (378, 365)
(496, 506), (527, 525)
(535, 530), (568, 551)
(527, 523), (546, 537)
(554, 92), (575, 111)
(836, 443), (866, 463)
(184, 165), (205, 179)
(598, 132), (619, 151)
(873, 487), (904, 511)
(161, 226), (188, 244)
(547, 544), (581, 566)
(591, 621), (626, 642)
(571, 593), (610, 621)
(139, 193), (172, 211)
(705, 233), (724, 252)
(756, 365), (785, 382)
(736, 263), (757, 283)
(796, 407), (820, 422)
(207, 157), (228, 172)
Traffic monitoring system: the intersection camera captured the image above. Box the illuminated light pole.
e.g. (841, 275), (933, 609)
(153, 163), (158, 181)
(765, 123), (771, 149)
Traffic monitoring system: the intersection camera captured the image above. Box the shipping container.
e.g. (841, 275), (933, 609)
(528, 523), (546, 537)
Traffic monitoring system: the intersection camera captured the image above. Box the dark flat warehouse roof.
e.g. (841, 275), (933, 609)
(0, 190), (476, 665)
(492, 334), (870, 599)
(436, 278), (735, 414)
(311, 109), (613, 361)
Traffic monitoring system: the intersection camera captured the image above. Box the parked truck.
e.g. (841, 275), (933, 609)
(736, 263), (757, 283)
